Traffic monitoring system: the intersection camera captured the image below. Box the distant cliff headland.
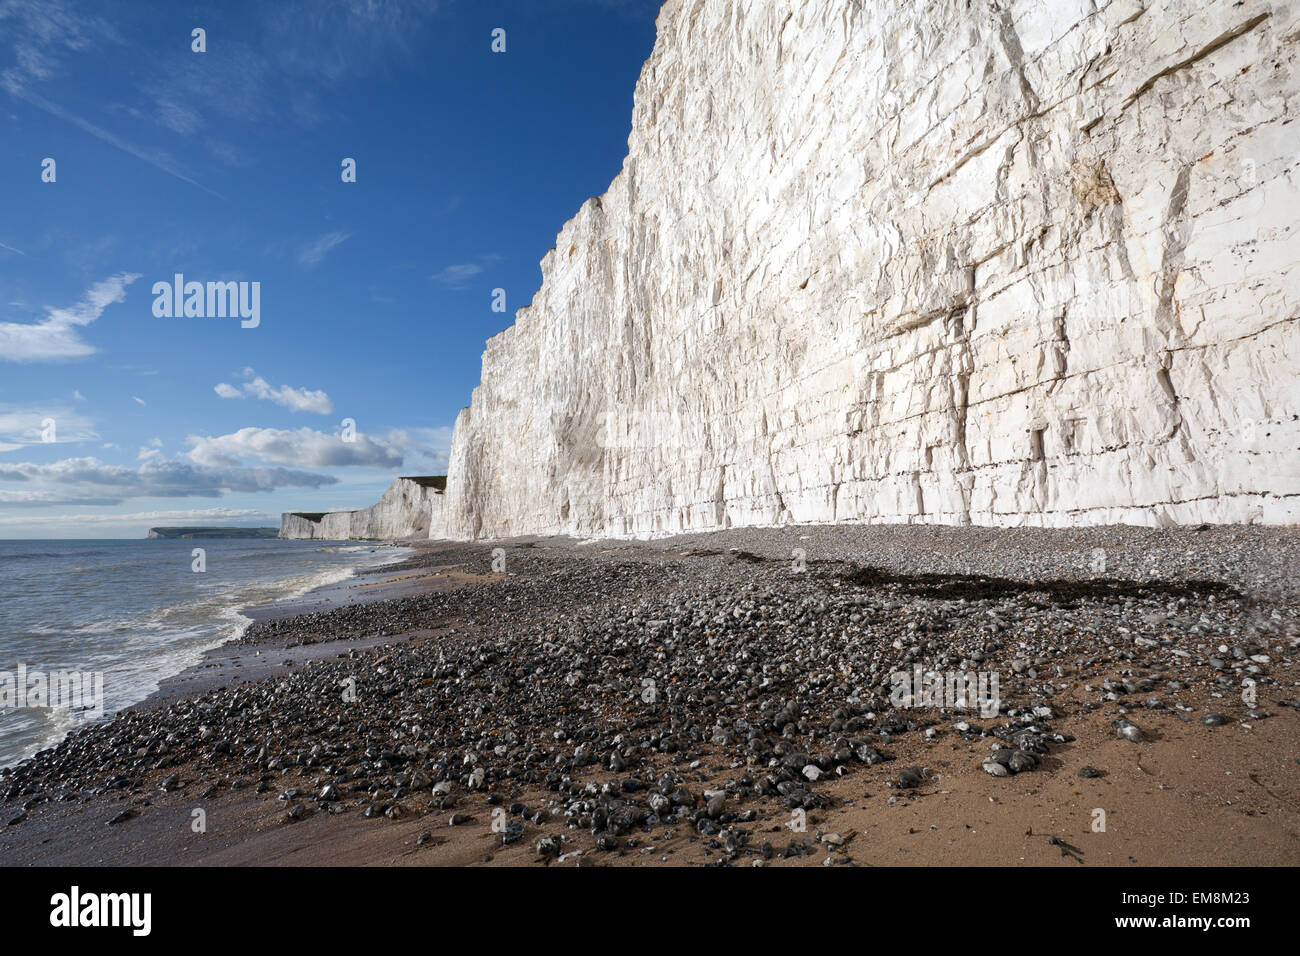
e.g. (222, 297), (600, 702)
(279, 476), (446, 540)
(147, 527), (279, 539)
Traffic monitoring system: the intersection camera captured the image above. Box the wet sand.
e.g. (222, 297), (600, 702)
(146, 560), (497, 704)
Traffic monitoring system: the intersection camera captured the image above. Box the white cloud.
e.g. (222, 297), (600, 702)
(187, 426), (402, 468)
(131, 396), (146, 406)
(0, 507), (275, 527)
(0, 273), (140, 362)
(137, 437), (163, 461)
(213, 369), (333, 414)
(0, 456), (336, 506)
(386, 425), (453, 474)
(298, 230), (350, 267)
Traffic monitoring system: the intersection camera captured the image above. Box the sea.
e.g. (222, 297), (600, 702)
(0, 538), (408, 769)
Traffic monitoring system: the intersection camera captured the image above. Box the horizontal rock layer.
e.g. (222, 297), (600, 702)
(279, 478), (445, 540)
(440, 0), (1300, 539)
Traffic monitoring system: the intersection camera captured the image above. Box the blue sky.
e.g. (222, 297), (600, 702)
(0, 0), (659, 537)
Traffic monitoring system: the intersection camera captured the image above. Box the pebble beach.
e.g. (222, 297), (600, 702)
(2, 524), (1297, 867)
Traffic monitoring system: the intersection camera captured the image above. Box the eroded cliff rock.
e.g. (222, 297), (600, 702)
(279, 477), (445, 540)
(441, 0), (1300, 539)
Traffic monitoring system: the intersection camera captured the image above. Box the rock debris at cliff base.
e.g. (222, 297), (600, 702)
(2, 524), (1297, 866)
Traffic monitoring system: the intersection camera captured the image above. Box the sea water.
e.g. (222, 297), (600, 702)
(0, 538), (406, 768)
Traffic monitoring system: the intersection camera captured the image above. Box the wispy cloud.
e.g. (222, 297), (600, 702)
(298, 230), (351, 267)
(0, 402), (97, 448)
(431, 252), (502, 288)
(140, 1), (448, 136)
(154, 97), (201, 135)
(430, 263), (483, 286)
(9, 85), (224, 198)
(0, 272), (139, 362)
(213, 368), (334, 414)
(265, 1), (446, 86)
(4, 0), (448, 194)
(0, 241), (24, 256)
(0, 0), (218, 195)
(0, 0), (119, 93)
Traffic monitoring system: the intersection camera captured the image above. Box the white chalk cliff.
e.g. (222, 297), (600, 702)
(434, 0), (1299, 539)
(279, 477), (445, 540)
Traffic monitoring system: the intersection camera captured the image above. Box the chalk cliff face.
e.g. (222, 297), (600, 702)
(440, 0), (1300, 539)
(279, 477), (445, 540)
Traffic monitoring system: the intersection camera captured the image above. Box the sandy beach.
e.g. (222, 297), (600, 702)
(2, 524), (1297, 867)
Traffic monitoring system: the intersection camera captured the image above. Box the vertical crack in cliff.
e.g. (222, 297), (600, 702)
(1156, 364), (1184, 441)
(1156, 164), (1194, 442)
(1107, 199), (1137, 283)
(714, 464), (727, 527)
(1052, 308), (1071, 383)
(1157, 163), (1193, 332)
(995, 3), (1041, 113)
(949, 305), (975, 525)
(758, 407), (788, 525)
